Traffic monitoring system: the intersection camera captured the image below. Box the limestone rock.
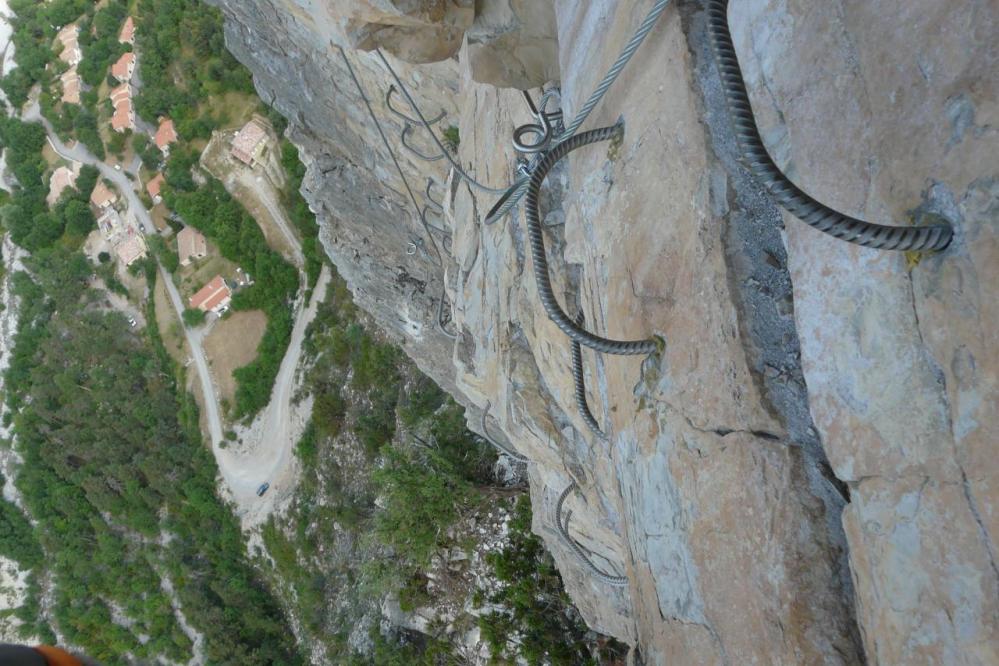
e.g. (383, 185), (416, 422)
(465, 0), (559, 89)
(332, 1), (475, 63)
(730, 0), (999, 662)
(207, 0), (999, 662)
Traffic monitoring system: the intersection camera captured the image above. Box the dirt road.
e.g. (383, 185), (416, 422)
(217, 264), (329, 524)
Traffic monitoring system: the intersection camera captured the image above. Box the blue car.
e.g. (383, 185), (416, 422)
(256, 482), (270, 497)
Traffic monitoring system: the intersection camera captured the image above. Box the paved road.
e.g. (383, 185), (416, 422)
(26, 101), (226, 446)
(28, 102), (327, 521)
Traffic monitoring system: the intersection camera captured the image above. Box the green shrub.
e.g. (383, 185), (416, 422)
(181, 307), (205, 327)
(443, 126), (460, 150)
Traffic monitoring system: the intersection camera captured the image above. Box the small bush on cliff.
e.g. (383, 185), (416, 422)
(478, 495), (629, 665)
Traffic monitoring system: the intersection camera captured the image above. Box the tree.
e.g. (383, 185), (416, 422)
(182, 308), (205, 327)
(108, 129), (129, 158)
(61, 199), (95, 236)
(133, 134), (161, 171)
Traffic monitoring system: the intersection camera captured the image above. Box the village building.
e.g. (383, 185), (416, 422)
(60, 67), (81, 105)
(145, 173), (165, 204)
(55, 24), (82, 66)
(110, 83), (135, 133)
(90, 181), (118, 209)
(177, 226), (207, 266)
(154, 118), (178, 156)
(47, 164), (80, 207)
(115, 230), (147, 267)
(189, 275), (231, 314)
(96, 207), (124, 243)
(230, 118), (269, 167)
(118, 16), (135, 45)
(110, 52), (135, 82)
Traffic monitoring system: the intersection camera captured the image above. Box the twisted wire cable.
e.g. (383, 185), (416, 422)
(375, 49), (510, 195)
(477, 400), (531, 463)
(556, 482), (629, 586)
(486, 0), (671, 224)
(705, 0), (952, 251)
(557, 0), (670, 141)
(526, 125), (659, 355)
(571, 315), (607, 439)
(337, 46), (445, 267)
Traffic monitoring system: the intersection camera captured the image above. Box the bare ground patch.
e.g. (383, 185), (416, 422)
(203, 310), (267, 411)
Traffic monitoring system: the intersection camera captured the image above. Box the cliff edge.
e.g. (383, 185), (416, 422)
(207, 0), (999, 662)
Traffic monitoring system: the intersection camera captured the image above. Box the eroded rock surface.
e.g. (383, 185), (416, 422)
(731, 1), (999, 662)
(209, 0), (998, 662)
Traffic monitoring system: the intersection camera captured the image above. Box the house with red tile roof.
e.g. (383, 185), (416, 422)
(90, 181), (118, 208)
(111, 52), (135, 82)
(230, 118), (269, 167)
(60, 67), (81, 105)
(55, 24), (82, 66)
(189, 276), (231, 314)
(154, 118), (178, 155)
(110, 83), (135, 133)
(119, 17), (135, 45)
(47, 164), (80, 207)
(145, 173), (165, 203)
(177, 226), (207, 266)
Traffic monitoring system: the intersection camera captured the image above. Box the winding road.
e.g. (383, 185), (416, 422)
(26, 101), (327, 522)
(25, 101), (227, 447)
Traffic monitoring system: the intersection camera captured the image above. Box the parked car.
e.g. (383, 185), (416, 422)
(256, 482), (270, 497)
(128, 317), (137, 327)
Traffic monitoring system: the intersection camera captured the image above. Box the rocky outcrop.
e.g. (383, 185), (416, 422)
(208, 0), (998, 662)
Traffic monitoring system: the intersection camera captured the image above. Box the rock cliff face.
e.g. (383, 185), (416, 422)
(207, 0), (998, 663)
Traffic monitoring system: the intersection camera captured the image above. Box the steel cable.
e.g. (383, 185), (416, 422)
(556, 482), (629, 586)
(486, 0), (672, 224)
(336, 46), (445, 267)
(526, 125), (659, 355)
(571, 316), (607, 439)
(705, 0), (952, 251)
(557, 0), (671, 141)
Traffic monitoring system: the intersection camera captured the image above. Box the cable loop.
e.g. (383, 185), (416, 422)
(486, 0), (672, 224)
(476, 400), (531, 463)
(556, 482), (629, 586)
(525, 125), (659, 356)
(512, 90), (566, 154)
(704, 0), (952, 251)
